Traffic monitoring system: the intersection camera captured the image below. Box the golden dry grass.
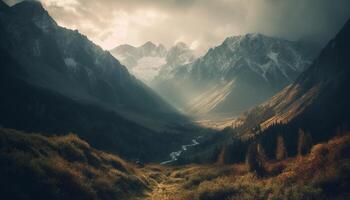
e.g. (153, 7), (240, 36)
(0, 128), (149, 200)
(143, 134), (350, 200)
(1, 128), (349, 200)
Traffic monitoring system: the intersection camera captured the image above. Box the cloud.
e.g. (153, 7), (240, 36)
(4, 0), (350, 54)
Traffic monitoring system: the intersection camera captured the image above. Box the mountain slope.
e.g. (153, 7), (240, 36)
(0, 1), (195, 162)
(1, 1), (178, 120)
(152, 34), (317, 116)
(188, 19), (350, 164)
(0, 43), (194, 162)
(236, 19), (350, 142)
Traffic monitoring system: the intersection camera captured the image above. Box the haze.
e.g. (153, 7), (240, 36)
(5, 0), (350, 54)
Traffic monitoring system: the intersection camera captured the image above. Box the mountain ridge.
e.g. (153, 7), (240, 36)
(234, 18), (350, 143)
(0, 1), (196, 162)
(4, 1), (179, 118)
(151, 33), (318, 116)
(110, 41), (195, 83)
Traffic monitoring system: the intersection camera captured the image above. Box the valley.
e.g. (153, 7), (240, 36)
(1, 1), (350, 200)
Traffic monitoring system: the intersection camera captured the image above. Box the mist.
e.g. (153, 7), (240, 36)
(4, 0), (350, 54)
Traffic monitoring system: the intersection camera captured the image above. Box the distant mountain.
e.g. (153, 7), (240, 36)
(152, 34), (318, 116)
(0, 1), (194, 162)
(236, 18), (350, 146)
(156, 42), (196, 80)
(165, 42), (196, 67)
(110, 41), (195, 83)
(111, 42), (167, 68)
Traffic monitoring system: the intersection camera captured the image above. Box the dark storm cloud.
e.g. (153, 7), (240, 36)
(4, 0), (350, 53)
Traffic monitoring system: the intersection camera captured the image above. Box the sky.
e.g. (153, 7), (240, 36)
(5, 0), (350, 54)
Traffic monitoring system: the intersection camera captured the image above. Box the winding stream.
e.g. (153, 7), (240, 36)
(161, 136), (202, 165)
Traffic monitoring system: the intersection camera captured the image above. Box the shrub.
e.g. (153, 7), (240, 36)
(197, 178), (236, 200)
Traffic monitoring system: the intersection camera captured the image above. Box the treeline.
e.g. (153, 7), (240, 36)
(216, 128), (313, 162)
(245, 129), (313, 176)
(215, 121), (349, 172)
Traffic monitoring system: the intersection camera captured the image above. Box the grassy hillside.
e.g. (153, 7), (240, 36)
(1, 128), (349, 200)
(0, 128), (149, 200)
(145, 133), (350, 200)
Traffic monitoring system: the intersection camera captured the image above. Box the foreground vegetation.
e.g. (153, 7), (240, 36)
(0, 128), (349, 200)
(0, 129), (150, 200)
(145, 133), (350, 200)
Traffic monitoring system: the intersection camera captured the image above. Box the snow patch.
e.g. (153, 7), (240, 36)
(267, 52), (279, 65)
(131, 56), (167, 83)
(260, 62), (272, 81)
(64, 58), (78, 71)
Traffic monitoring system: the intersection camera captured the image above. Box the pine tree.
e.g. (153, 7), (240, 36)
(298, 129), (313, 156)
(246, 142), (266, 177)
(211, 147), (221, 163)
(257, 143), (267, 161)
(216, 145), (227, 165)
(276, 135), (288, 160)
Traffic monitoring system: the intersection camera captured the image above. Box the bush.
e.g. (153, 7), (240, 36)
(197, 178), (236, 200)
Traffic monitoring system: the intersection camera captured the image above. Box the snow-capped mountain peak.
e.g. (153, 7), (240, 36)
(110, 41), (195, 83)
(151, 33), (319, 115)
(191, 33), (314, 83)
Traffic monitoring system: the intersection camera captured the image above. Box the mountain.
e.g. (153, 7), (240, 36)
(180, 20), (350, 164)
(0, 0), (9, 11)
(110, 41), (195, 83)
(111, 41), (167, 68)
(0, 1), (195, 162)
(155, 42), (196, 80)
(0, 1), (183, 122)
(232, 18), (350, 157)
(165, 42), (196, 67)
(152, 34), (317, 117)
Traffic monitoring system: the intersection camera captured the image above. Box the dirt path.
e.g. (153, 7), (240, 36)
(144, 167), (186, 200)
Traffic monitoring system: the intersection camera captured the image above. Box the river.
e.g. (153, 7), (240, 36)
(161, 136), (202, 165)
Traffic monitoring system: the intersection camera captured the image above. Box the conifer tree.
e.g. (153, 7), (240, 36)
(216, 145), (227, 165)
(298, 129), (313, 156)
(246, 142), (266, 176)
(276, 135), (288, 160)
